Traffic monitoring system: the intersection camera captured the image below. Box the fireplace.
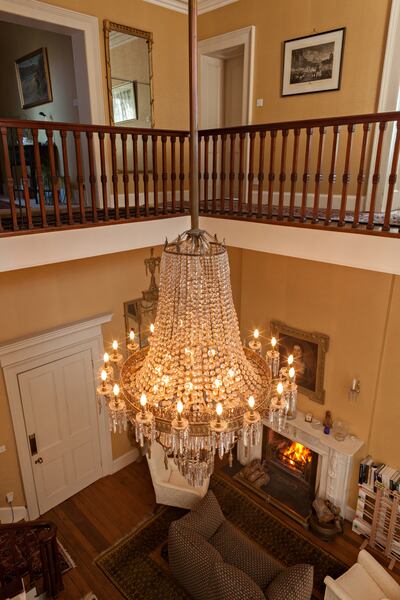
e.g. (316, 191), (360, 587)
(234, 425), (319, 525)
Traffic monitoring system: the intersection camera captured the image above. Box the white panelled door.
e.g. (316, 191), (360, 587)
(18, 349), (102, 514)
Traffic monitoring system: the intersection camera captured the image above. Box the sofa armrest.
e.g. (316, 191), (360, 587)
(324, 576), (353, 600)
(357, 550), (400, 600)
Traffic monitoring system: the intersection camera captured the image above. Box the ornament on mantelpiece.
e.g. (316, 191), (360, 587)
(323, 410), (333, 435)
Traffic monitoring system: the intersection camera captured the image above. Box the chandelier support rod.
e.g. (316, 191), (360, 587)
(189, 0), (199, 231)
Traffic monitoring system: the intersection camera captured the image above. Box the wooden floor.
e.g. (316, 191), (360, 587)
(44, 458), (399, 600)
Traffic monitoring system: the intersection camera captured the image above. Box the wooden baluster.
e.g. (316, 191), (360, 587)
(143, 134), (149, 216)
(289, 128), (301, 221)
(383, 120), (400, 231)
(368, 122), (387, 229)
(17, 128), (33, 229)
(325, 125), (340, 225)
(86, 131), (98, 223)
(110, 132), (119, 220)
(46, 129), (62, 227)
(60, 130), (73, 225)
(247, 131), (255, 215)
(338, 124), (355, 226)
(203, 135), (209, 213)
(132, 133), (140, 217)
(267, 130), (277, 218)
(121, 133), (129, 218)
(32, 128), (48, 228)
(98, 132), (109, 221)
(352, 123), (370, 229)
(229, 133), (236, 214)
(162, 135), (168, 214)
(170, 136), (176, 213)
(238, 132), (246, 215)
(1, 126), (18, 230)
(179, 135), (185, 212)
(300, 127), (313, 222)
(312, 126), (326, 223)
(220, 133), (227, 213)
(73, 130), (86, 223)
(278, 129), (289, 220)
(257, 131), (266, 218)
(152, 134), (159, 215)
(212, 134), (218, 213)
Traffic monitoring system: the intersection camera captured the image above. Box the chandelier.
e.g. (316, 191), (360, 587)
(96, 0), (299, 487)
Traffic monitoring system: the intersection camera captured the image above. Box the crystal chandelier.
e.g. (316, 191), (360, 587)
(96, 0), (299, 487)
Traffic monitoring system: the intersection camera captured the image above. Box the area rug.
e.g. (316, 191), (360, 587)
(95, 473), (347, 599)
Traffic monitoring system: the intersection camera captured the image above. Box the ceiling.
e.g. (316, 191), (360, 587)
(142, 0), (238, 15)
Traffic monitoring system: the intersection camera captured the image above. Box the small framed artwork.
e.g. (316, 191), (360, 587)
(271, 320), (329, 404)
(282, 28), (345, 96)
(15, 48), (53, 109)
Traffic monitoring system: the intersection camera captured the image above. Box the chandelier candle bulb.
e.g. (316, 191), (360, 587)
(97, 369), (112, 397)
(288, 354), (294, 366)
(150, 323), (155, 334)
(103, 352), (109, 367)
(249, 328), (262, 354)
(266, 337), (280, 378)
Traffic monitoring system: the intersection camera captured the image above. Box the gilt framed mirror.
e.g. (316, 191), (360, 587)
(104, 20), (154, 128)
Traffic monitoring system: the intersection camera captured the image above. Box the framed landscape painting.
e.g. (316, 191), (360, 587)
(15, 48), (53, 109)
(270, 320), (329, 404)
(282, 28), (345, 96)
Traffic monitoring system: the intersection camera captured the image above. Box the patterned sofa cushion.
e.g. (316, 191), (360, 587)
(177, 490), (225, 539)
(213, 561), (266, 600)
(210, 520), (283, 588)
(169, 520), (223, 600)
(265, 564), (314, 600)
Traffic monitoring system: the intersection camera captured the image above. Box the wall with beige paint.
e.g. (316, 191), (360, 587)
(0, 245), (242, 508)
(239, 249), (398, 504)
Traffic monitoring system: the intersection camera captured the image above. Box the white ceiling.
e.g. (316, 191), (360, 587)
(142, 0), (239, 15)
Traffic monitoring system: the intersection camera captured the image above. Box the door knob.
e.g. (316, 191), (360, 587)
(35, 457), (43, 464)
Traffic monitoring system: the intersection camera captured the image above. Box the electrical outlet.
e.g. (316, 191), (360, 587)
(0, 445), (6, 454)
(256, 98), (264, 107)
(6, 492), (14, 504)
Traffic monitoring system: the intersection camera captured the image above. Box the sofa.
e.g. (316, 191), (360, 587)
(324, 549), (400, 600)
(147, 441), (209, 509)
(168, 490), (314, 600)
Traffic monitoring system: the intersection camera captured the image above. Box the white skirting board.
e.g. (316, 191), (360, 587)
(0, 505), (27, 524)
(112, 447), (140, 473)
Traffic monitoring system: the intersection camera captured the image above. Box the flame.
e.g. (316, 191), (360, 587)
(282, 441), (312, 466)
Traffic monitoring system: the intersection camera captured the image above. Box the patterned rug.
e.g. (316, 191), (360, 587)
(95, 474), (347, 599)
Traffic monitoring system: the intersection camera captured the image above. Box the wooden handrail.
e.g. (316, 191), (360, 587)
(1, 111), (400, 237)
(0, 520), (63, 599)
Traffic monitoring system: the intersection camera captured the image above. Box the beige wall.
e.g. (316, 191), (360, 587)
(43, 0), (189, 130)
(239, 249), (398, 503)
(0, 245), (242, 508)
(199, 0), (390, 123)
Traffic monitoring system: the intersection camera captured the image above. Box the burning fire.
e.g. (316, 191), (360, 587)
(282, 441), (312, 467)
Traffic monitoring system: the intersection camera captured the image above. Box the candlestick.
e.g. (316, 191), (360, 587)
(249, 328), (262, 354)
(266, 337), (280, 378)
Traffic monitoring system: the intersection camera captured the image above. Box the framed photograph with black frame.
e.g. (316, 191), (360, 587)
(270, 320), (329, 404)
(282, 28), (345, 97)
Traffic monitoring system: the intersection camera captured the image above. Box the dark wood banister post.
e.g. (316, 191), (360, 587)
(189, 0), (199, 230)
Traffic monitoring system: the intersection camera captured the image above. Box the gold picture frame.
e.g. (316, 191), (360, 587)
(271, 320), (329, 404)
(15, 47), (53, 110)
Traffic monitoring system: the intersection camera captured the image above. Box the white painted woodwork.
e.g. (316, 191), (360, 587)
(142, 0), (239, 15)
(18, 349), (102, 514)
(0, 313), (113, 519)
(200, 55), (224, 129)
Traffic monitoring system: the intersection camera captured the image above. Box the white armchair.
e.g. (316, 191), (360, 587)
(146, 441), (209, 509)
(324, 550), (400, 600)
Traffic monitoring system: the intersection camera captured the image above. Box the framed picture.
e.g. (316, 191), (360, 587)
(271, 320), (329, 404)
(112, 79), (137, 123)
(282, 28), (345, 96)
(15, 48), (53, 109)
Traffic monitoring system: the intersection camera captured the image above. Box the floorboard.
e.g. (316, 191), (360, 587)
(42, 458), (399, 599)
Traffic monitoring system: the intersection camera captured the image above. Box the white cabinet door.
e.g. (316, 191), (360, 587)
(18, 349), (102, 514)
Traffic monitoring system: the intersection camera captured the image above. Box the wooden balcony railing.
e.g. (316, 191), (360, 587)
(1, 112), (400, 237)
(0, 520), (63, 599)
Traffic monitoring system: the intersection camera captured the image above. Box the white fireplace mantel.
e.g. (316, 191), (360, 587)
(237, 409), (364, 521)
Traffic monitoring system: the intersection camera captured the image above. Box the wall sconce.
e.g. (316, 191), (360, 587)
(348, 378), (360, 401)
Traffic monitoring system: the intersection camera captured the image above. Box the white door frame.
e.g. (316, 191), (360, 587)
(366, 0), (400, 211)
(0, 313), (113, 519)
(0, 0), (105, 125)
(198, 26), (256, 127)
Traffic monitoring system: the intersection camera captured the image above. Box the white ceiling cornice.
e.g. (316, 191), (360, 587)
(143, 0), (238, 15)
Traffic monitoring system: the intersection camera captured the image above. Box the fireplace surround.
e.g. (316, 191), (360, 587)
(237, 409), (364, 522)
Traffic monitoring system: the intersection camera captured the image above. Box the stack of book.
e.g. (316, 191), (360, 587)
(358, 456), (400, 492)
